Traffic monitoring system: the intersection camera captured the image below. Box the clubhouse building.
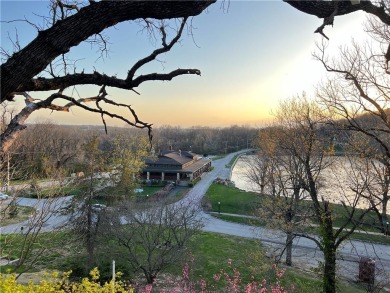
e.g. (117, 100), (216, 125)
(142, 150), (211, 184)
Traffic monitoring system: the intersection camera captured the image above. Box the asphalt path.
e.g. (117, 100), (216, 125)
(1, 150), (389, 284)
(183, 151), (390, 285)
(0, 196), (73, 234)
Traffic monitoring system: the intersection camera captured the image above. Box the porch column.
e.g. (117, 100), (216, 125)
(147, 172), (150, 180)
(177, 173), (180, 181)
(161, 172), (165, 181)
(189, 174), (193, 181)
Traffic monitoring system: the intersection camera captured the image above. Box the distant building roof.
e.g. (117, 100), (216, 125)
(144, 150), (210, 173)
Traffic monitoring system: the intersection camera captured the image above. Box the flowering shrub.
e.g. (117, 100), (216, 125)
(143, 260), (294, 293)
(0, 268), (133, 293)
(0, 261), (294, 292)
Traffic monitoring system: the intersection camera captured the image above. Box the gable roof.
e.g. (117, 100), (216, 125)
(145, 150), (200, 167)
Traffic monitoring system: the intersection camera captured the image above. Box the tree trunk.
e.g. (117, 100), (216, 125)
(86, 205), (95, 270)
(322, 202), (337, 293)
(323, 242), (337, 293)
(285, 230), (293, 266)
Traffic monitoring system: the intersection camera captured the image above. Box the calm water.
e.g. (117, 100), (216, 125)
(231, 155), (390, 210)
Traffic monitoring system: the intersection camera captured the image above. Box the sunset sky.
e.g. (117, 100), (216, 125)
(1, 1), (367, 128)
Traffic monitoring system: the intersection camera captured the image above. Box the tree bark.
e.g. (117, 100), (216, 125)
(322, 201), (337, 293)
(284, 1), (390, 25)
(285, 230), (293, 266)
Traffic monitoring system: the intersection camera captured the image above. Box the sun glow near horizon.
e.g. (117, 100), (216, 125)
(2, 1), (368, 129)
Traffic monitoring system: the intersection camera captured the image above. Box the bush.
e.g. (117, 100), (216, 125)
(189, 177), (202, 187)
(0, 262), (294, 293)
(0, 268), (133, 293)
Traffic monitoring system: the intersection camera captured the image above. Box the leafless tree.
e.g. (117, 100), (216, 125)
(254, 96), (375, 293)
(104, 199), (203, 284)
(1, 188), (71, 278)
(0, 1), (216, 154)
(6, 122), (83, 180)
(66, 135), (108, 270)
(315, 26), (390, 233)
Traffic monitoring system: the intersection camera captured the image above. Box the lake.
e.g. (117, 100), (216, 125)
(231, 155), (390, 211)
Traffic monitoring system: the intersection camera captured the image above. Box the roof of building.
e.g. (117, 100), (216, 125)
(144, 150), (211, 173)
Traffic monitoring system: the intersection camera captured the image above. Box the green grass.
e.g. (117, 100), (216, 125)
(17, 184), (85, 198)
(9, 178), (56, 187)
(211, 155), (227, 161)
(225, 153), (241, 168)
(205, 183), (390, 245)
(0, 230), (74, 272)
(213, 214), (266, 226)
(0, 205), (36, 226)
(183, 232), (266, 283)
(0, 229), (368, 292)
(205, 183), (260, 214)
(137, 186), (163, 196)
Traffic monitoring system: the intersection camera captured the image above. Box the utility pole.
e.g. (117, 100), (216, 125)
(6, 152), (10, 192)
(112, 260), (116, 292)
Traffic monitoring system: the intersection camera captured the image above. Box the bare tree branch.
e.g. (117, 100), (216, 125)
(1, 1), (215, 102)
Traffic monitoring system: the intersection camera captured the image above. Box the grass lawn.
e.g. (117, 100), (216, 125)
(0, 205), (35, 226)
(0, 230), (366, 292)
(225, 153), (241, 168)
(17, 184), (86, 198)
(205, 183), (261, 215)
(205, 183), (390, 245)
(211, 154), (227, 161)
(9, 178), (56, 187)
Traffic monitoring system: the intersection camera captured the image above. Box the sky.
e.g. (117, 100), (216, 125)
(1, 1), (368, 128)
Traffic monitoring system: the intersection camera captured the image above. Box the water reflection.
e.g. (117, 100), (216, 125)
(231, 155), (390, 210)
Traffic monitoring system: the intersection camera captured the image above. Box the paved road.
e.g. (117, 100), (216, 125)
(0, 196), (73, 234)
(1, 150), (389, 285)
(182, 151), (390, 285)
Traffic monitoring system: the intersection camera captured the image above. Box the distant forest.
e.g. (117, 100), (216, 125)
(1, 124), (258, 181)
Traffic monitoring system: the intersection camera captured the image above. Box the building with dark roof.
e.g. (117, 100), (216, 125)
(142, 150), (211, 184)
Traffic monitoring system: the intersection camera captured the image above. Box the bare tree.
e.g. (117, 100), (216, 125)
(6, 123), (83, 180)
(257, 133), (312, 267)
(315, 30), (390, 233)
(260, 96), (375, 293)
(66, 135), (108, 270)
(242, 127), (279, 195)
(0, 1), (216, 154)
(105, 199), (203, 284)
(0, 187), (71, 278)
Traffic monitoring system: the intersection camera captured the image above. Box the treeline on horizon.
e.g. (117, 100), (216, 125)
(1, 123), (259, 181)
(1, 107), (383, 182)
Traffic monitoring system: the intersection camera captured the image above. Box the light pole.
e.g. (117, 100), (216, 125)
(218, 202), (221, 214)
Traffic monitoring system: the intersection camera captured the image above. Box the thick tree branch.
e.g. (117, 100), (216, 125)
(1, 0), (215, 102)
(16, 68), (201, 93)
(285, 1), (390, 26)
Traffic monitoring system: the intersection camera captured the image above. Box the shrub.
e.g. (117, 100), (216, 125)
(0, 262), (294, 292)
(0, 268), (133, 293)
